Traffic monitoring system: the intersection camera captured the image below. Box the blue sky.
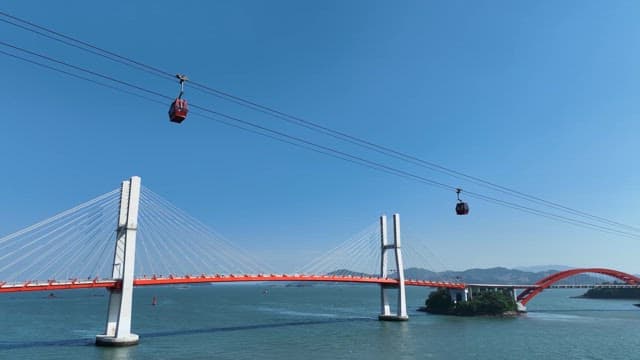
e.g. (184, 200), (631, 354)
(1, 1), (639, 272)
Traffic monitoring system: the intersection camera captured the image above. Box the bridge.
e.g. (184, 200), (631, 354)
(1, 176), (637, 346)
(0, 274), (465, 293)
(548, 284), (640, 289)
(458, 267), (640, 311)
(516, 268), (640, 306)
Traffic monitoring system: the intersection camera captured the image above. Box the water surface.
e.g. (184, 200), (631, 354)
(1, 285), (638, 359)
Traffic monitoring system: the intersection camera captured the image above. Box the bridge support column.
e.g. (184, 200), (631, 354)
(378, 214), (408, 321)
(96, 176), (141, 347)
(515, 289), (527, 313)
(450, 288), (469, 303)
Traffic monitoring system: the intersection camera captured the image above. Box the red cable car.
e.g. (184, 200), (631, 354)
(169, 74), (189, 124)
(169, 98), (188, 123)
(455, 188), (469, 215)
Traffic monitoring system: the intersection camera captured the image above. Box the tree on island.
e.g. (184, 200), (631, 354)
(424, 288), (455, 314)
(581, 287), (640, 299)
(425, 288), (517, 316)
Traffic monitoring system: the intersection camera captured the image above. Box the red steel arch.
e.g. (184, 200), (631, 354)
(517, 268), (640, 305)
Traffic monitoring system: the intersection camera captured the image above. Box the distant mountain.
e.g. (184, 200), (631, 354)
(514, 265), (573, 272)
(407, 267), (604, 285)
(404, 267), (554, 284)
(326, 269), (374, 277)
(330, 266), (602, 285)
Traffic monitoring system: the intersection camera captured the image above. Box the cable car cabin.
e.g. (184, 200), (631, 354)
(456, 202), (470, 215)
(169, 98), (188, 123)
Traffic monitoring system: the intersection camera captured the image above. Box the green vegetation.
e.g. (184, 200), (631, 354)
(424, 288), (455, 314)
(424, 288), (517, 316)
(581, 287), (640, 299)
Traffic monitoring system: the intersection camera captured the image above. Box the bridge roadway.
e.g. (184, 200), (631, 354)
(465, 283), (640, 289)
(548, 284), (640, 289)
(0, 274), (467, 293)
(4, 274), (638, 294)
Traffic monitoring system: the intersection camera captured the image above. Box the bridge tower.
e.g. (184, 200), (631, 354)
(378, 214), (408, 321)
(96, 176), (141, 346)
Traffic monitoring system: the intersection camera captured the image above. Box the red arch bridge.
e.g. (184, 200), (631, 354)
(516, 268), (640, 305)
(1, 177), (637, 347)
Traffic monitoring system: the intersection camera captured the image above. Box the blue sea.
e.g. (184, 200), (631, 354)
(1, 284), (639, 359)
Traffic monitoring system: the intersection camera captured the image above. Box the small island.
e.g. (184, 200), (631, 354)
(579, 287), (640, 299)
(421, 288), (518, 316)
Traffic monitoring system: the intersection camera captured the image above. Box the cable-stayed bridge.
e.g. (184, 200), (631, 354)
(1, 176), (638, 346)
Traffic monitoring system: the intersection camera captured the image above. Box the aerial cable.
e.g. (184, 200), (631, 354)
(463, 191), (640, 239)
(0, 40), (170, 101)
(2, 44), (640, 241)
(0, 47), (635, 242)
(0, 12), (173, 80)
(2, 11), (638, 234)
(3, 11), (638, 235)
(0, 49), (168, 107)
(1, 45), (637, 241)
(0, 44), (456, 192)
(4, 11), (636, 234)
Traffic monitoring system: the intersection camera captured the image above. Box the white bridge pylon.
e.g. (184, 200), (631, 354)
(378, 214), (408, 321)
(95, 176), (141, 347)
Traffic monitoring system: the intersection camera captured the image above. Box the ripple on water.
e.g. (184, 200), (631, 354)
(256, 306), (340, 318)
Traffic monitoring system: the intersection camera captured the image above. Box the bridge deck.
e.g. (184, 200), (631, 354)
(548, 284), (640, 289)
(0, 274), (466, 293)
(4, 276), (638, 294)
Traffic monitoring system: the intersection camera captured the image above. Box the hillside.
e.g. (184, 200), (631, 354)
(328, 267), (603, 285)
(579, 287), (640, 299)
(403, 267), (556, 284)
(325, 266), (614, 285)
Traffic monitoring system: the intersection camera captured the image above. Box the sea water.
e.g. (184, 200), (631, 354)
(1, 285), (639, 359)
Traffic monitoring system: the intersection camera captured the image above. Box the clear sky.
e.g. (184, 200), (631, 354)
(1, 1), (639, 273)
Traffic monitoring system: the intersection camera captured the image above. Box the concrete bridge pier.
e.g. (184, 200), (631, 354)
(96, 176), (141, 347)
(378, 214), (409, 321)
(507, 287), (527, 312)
(515, 289), (527, 313)
(516, 301), (527, 312)
(449, 288), (470, 303)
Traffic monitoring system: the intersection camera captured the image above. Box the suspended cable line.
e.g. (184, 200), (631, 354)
(0, 41), (455, 193)
(2, 41), (640, 241)
(0, 49), (167, 106)
(0, 13), (173, 80)
(462, 191), (640, 239)
(2, 10), (637, 234)
(0, 48), (448, 192)
(0, 41), (169, 100)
